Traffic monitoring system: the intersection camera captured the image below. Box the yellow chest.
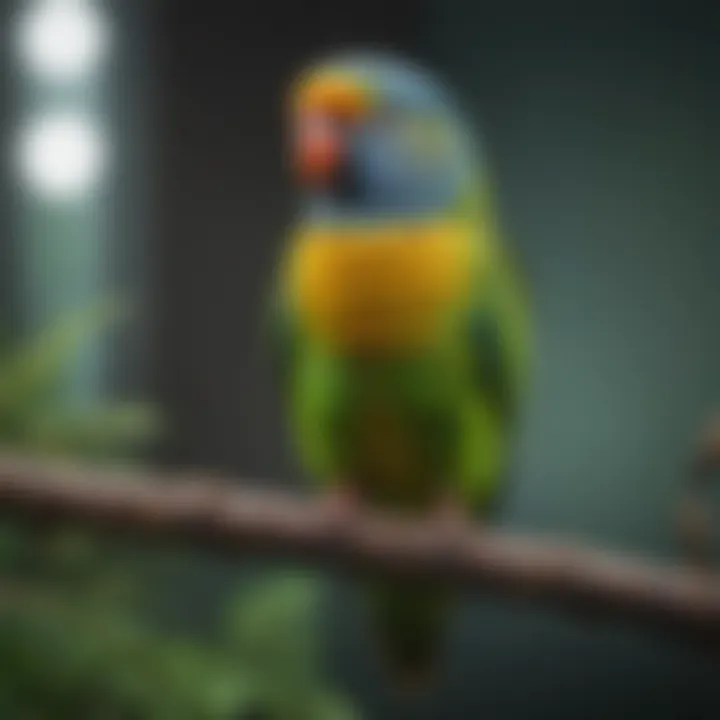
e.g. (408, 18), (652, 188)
(287, 220), (478, 353)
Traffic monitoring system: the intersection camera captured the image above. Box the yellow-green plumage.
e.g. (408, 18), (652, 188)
(272, 189), (529, 512)
(267, 51), (531, 688)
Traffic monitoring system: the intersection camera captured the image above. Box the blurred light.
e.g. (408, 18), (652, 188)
(16, 113), (109, 202)
(15, 0), (111, 83)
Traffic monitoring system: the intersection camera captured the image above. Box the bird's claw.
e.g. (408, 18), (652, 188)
(431, 494), (476, 557)
(318, 483), (361, 536)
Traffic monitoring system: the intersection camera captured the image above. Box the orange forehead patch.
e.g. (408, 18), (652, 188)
(293, 71), (371, 120)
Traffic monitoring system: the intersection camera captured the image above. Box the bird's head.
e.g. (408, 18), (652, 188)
(288, 50), (476, 221)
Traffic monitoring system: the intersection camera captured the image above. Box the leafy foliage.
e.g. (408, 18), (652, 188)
(0, 302), (358, 719)
(0, 298), (159, 460)
(224, 574), (359, 720)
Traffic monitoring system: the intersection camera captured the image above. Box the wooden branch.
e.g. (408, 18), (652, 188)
(0, 451), (718, 649)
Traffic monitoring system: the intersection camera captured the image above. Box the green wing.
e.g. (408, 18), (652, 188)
(264, 267), (338, 484)
(456, 175), (531, 423)
(456, 230), (531, 511)
(468, 243), (530, 424)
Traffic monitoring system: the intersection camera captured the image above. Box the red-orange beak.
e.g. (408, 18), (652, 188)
(294, 112), (344, 186)
(291, 73), (369, 187)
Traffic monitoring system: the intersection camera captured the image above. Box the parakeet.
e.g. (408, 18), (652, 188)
(266, 49), (531, 689)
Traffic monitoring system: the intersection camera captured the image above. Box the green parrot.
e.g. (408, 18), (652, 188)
(266, 50), (530, 689)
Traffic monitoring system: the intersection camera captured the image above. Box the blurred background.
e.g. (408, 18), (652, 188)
(1, 0), (720, 718)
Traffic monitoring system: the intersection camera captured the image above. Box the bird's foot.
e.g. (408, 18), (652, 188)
(317, 482), (361, 535)
(430, 493), (477, 557)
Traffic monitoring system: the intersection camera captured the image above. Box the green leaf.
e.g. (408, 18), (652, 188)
(25, 402), (163, 458)
(226, 574), (324, 646)
(312, 692), (363, 720)
(0, 296), (126, 423)
(224, 574), (324, 683)
(200, 667), (257, 717)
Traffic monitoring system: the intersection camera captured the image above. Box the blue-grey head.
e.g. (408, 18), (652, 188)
(288, 50), (478, 221)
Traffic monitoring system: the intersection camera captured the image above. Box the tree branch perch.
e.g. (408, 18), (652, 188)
(0, 451), (718, 649)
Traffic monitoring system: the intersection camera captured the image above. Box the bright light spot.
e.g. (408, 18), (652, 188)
(15, 0), (111, 83)
(16, 113), (109, 202)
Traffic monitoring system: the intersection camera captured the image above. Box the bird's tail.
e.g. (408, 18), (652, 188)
(365, 579), (450, 693)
